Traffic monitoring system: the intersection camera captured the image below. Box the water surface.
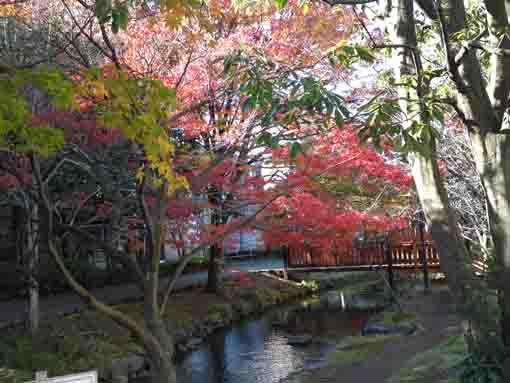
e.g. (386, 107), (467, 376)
(176, 292), (374, 383)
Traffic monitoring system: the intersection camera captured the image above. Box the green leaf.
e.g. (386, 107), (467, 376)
(256, 132), (272, 146)
(117, 4), (129, 30)
(111, 9), (120, 34)
(158, 86), (177, 110)
(289, 142), (303, 159)
(334, 109), (344, 127)
(270, 135), (280, 149)
(275, 0), (288, 9)
(95, 0), (112, 23)
(355, 46), (376, 63)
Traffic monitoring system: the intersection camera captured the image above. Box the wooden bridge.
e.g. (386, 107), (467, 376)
(286, 225), (439, 271)
(286, 227), (439, 271)
(284, 225), (442, 288)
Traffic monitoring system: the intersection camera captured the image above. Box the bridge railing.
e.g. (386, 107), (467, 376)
(287, 225), (439, 270)
(285, 225), (488, 293)
(287, 243), (439, 269)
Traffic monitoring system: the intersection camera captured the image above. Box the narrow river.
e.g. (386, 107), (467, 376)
(176, 291), (377, 383)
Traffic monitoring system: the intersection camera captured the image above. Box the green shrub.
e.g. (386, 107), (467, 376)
(0, 337), (66, 376)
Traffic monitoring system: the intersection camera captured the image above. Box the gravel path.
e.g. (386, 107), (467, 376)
(0, 271), (210, 328)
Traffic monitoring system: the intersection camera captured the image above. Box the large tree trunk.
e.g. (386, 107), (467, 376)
(411, 150), (474, 302)
(384, 2), (491, 350)
(145, 315), (176, 383)
(435, 0), (510, 346)
(470, 132), (510, 345)
(144, 190), (178, 383)
(388, 0), (474, 305)
(26, 202), (39, 335)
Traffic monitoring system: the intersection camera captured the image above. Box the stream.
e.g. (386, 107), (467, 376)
(175, 289), (381, 383)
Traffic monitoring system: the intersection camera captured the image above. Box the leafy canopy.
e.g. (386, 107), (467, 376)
(0, 66), (76, 156)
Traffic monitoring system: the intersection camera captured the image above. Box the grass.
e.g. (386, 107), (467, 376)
(327, 334), (402, 365)
(387, 335), (467, 383)
(378, 311), (417, 326)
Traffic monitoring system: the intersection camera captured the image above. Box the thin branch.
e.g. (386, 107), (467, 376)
(174, 48), (194, 91)
(99, 23), (122, 70)
(63, 224), (146, 289)
(352, 7), (378, 47)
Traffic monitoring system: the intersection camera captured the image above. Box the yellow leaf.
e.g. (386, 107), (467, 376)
(302, 3), (310, 15)
(92, 81), (108, 99)
(136, 168), (145, 182)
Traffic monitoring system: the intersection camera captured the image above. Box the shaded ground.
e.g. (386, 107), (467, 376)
(0, 271), (210, 328)
(283, 282), (462, 383)
(0, 256), (285, 328)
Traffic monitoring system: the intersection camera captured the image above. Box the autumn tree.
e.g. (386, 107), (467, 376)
(0, 2), (361, 382)
(262, 124), (412, 252)
(113, 0), (356, 291)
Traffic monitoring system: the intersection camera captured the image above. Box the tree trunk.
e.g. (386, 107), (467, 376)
(144, 227), (177, 383)
(411, 150), (474, 303)
(470, 132), (510, 346)
(434, 0), (510, 346)
(207, 194), (224, 293)
(144, 294), (177, 383)
(388, 0), (475, 305)
(207, 243), (223, 293)
(26, 203), (39, 335)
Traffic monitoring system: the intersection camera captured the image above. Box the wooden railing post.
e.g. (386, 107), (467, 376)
(384, 237), (394, 289)
(418, 221), (430, 292)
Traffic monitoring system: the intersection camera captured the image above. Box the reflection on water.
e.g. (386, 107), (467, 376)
(176, 292), (374, 383)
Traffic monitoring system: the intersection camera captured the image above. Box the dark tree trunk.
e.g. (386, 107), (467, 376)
(207, 187), (225, 293)
(207, 243), (223, 293)
(26, 202), (40, 335)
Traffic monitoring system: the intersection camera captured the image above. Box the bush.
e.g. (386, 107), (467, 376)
(0, 337), (66, 377)
(458, 333), (509, 383)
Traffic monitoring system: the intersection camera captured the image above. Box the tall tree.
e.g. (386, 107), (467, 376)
(324, 0), (510, 354)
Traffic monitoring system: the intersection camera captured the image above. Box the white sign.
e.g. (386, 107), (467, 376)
(26, 371), (97, 383)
